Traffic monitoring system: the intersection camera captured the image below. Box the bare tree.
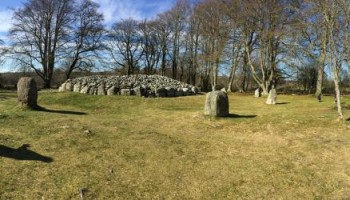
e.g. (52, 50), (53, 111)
(62, 0), (105, 80)
(322, 0), (344, 119)
(139, 20), (161, 75)
(0, 39), (8, 65)
(196, 0), (230, 91)
(10, 0), (73, 88)
(154, 13), (172, 76)
(242, 0), (299, 95)
(107, 19), (143, 75)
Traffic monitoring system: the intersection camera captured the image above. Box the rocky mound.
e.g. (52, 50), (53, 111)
(58, 75), (198, 97)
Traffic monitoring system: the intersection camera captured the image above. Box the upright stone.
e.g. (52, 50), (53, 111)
(17, 77), (38, 109)
(266, 89), (277, 104)
(255, 88), (261, 97)
(204, 91), (229, 117)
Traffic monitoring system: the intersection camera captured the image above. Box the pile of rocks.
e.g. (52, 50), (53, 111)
(58, 75), (198, 97)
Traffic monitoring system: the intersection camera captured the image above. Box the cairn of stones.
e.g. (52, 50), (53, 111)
(58, 75), (198, 97)
(17, 77), (38, 109)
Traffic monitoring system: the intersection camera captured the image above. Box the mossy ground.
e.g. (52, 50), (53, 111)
(1, 90), (350, 199)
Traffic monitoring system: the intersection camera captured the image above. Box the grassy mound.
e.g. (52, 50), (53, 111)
(0, 90), (350, 199)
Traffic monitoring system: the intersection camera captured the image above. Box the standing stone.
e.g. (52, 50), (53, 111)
(266, 89), (277, 105)
(204, 91), (229, 117)
(255, 88), (261, 98)
(17, 77), (38, 109)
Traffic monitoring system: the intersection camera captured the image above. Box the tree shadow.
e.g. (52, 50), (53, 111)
(0, 144), (53, 163)
(276, 102), (290, 105)
(227, 113), (257, 118)
(346, 118), (350, 122)
(36, 106), (87, 115)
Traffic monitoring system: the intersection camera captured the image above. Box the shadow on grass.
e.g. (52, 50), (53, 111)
(346, 118), (350, 121)
(36, 106), (87, 115)
(0, 144), (53, 163)
(227, 113), (257, 118)
(276, 102), (290, 105)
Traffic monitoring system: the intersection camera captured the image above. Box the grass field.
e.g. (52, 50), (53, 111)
(1, 90), (350, 199)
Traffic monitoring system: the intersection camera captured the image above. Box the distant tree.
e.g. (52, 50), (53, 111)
(195, 0), (230, 91)
(242, 0), (299, 95)
(167, 0), (189, 80)
(10, 0), (104, 88)
(107, 19), (143, 75)
(322, 0), (344, 119)
(0, 39), (8, 65)
(10, 0), (73, 88)
(153, 14), (172, 76)
(139, 20), (161, 75)
(62, 0), (105, 80)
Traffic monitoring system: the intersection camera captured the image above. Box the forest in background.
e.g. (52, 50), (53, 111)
(0, 0), (350, 98)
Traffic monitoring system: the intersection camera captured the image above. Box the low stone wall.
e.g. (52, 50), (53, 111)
(58, 75), (198, 97)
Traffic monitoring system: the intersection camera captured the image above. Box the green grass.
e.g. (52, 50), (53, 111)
(1, 90), (350, 199)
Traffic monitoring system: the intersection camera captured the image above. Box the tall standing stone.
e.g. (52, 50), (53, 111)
(17, 77), (38, 109)
(204, 91), (229, 117)
(266, 89), (277, 105)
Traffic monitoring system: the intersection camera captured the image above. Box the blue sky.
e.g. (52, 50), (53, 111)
(0, 0), (175, 36)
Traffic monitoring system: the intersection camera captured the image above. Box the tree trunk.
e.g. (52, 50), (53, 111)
(334, 78), (343, 119)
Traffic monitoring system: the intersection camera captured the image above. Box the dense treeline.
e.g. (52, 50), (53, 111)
(1, 0), (350, 116)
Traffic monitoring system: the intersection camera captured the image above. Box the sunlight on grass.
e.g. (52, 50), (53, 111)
(0, 90), (350, 199)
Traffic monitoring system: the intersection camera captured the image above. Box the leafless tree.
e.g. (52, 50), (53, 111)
(10, 0), (73, 88)
(107, 19), (143, 75)
(10, 0), (104, 87)
(62, 0), (105, 80)
(139, 20), (161, 75)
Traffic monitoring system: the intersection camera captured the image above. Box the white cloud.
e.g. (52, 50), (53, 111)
(92, 0), (174, 26)
(0, 9), (13, 33)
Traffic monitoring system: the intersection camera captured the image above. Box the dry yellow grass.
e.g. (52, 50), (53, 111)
(0, 90), (350, 199)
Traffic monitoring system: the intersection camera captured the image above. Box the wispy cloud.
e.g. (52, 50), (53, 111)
(0, 9), (13, 33)
(92, 0), (174, 25)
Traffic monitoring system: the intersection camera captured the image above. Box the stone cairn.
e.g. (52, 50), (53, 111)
(17, 77), (38, 109)
(204, 90), (229, 117)
(58, 75), (199, 97)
